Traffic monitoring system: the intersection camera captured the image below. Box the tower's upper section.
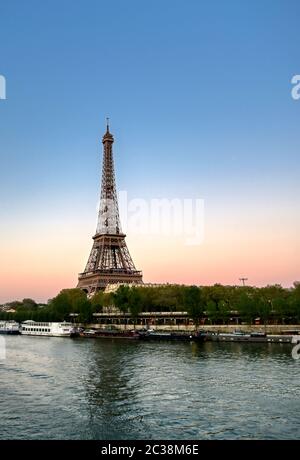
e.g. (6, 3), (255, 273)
(96, 120), (122, 236)
(102, 119), (114, 144)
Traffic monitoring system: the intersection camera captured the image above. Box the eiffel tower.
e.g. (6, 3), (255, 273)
(77, 121), (143, 294)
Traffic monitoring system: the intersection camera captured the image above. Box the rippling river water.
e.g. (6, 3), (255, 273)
(0, 336), (299, 439)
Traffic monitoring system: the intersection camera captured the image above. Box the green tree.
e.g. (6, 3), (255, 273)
(205, 300), (218, 324)
(288, 282), (300, 323)
(236, 291), (257, 325)
(113, 285), (130, 313)
(113, 285), (130, 328)
(6, 301), (23, 310)
(78, 298), (93, 323)
(91, 291), (104, 313)
(21, 298), (38, 311)
(218, 300), (231, 325)
(128, 288), (142, 329)
(50, 292), (71, 321)
(49, 288), (90, 321)
(183, 286), (203, 330)
(257, 296), (272, 329)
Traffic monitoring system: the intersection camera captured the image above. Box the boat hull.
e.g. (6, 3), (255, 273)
(0, 330), (20, 335)
(207, 333), (294, 343)
(81, 331), (140, 339)
(20, 332), (72, 337)
(140, 332), (205, 342)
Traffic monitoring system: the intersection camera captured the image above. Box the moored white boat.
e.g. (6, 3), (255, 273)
(21, 321), (75, 337)
(0, 321), (20, 334)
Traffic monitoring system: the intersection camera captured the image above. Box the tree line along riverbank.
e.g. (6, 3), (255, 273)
(1, 282), (300, 327)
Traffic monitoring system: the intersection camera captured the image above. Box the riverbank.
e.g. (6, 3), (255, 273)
(84, 323), (300, 334)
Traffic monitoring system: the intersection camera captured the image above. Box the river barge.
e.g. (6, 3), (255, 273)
(139, 330), (206, 342)
(80, 328), (141, 339)
(203, 331), (300, 344)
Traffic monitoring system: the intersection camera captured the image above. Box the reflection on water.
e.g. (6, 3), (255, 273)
(0, 336), (299, 439)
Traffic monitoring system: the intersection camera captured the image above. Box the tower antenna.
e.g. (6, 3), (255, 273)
(239, 277), (248, 286)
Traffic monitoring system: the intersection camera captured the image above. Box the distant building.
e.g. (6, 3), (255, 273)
(0, 305), (16, 313)
(103, 282), (178, 294)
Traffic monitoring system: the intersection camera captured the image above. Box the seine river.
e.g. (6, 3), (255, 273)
(0, 335), (299, 440)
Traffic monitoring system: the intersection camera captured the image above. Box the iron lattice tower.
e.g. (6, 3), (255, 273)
(77, 122), (143, 294)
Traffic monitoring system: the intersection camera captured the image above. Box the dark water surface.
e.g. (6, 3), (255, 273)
(0, 336), (299, 439)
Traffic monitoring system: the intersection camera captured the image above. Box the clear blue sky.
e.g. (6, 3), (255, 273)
(0, 0), (299, 301)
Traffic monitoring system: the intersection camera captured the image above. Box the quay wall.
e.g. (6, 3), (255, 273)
(85, 324), (300, 334)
